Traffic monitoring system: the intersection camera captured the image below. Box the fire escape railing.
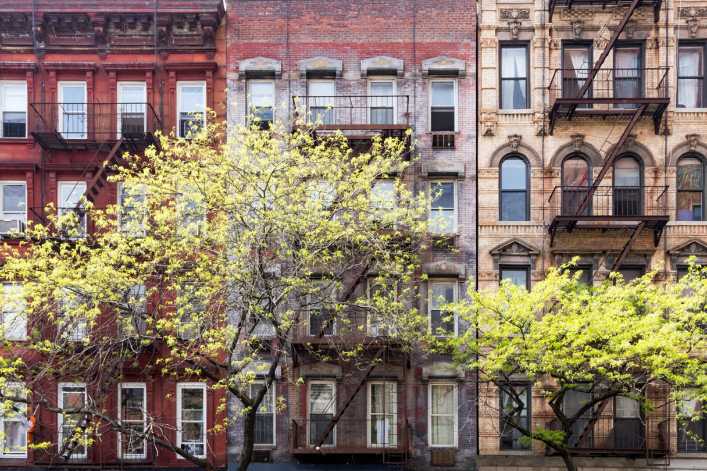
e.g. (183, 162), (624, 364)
(292, 95), (410, 130)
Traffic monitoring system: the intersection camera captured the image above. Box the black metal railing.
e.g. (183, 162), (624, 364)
(292, 95), (410, 129)
(547, 185), (669, 221)
(290, 418), (408, 453)
(29, 102), (161, 142)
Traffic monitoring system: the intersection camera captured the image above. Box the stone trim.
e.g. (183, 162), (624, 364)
(550, 139), (603, 168)
(604, 137), (656, 168)
(421, 363), (465, 381)
(299, 56), (343, 79)
(300, 362), (342, 380)
(421, 160), (465, 179)
(422, 261), (466, 279)
(361, 56), (404, 78)
(668, 138), (707, 167)
(490, 238), (540, 270)
(422, 55), (466, 78)
(489, 141), (542, 168)
(668, 238), (707, 268)
(238, 57), (282, 80)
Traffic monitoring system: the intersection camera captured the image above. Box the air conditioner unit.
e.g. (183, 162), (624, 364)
(0, 219), (25, 237)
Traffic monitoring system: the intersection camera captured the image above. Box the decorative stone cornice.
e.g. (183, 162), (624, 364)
(299, 56), (343, 79)
(422, 56), (466, 78)
(361, 56), (404, 78)
(238, 57), (282, 80)
(490, 238), (541, 270)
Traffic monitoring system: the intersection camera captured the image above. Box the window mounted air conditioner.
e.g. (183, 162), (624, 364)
(0, 219), (25, 237)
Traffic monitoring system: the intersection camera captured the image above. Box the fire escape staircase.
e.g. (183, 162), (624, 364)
(547, 0), (670, 271)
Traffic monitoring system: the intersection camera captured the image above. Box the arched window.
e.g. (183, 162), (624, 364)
(613, 156), (642, 216)
(561, 155), (591, 215)
(500, 156), (529, 221)
(677, 156), (705, 221)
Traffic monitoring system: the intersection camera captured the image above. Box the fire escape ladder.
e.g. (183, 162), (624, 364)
(313, 347), (385, 448)
(315, 264), (369, 339)
(566, 0), (644, 118)
(58, 138), (126, 239)
(566, 104), (647, 232)
(611, 221), (646, 272)
(573, 397), (612, 448)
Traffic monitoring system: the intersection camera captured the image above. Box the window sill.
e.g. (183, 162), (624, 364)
(495, 221), (535, 225)
(0, 138), (32, 144)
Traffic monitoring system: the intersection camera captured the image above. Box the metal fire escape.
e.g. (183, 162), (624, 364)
(546, 0), (670, 272)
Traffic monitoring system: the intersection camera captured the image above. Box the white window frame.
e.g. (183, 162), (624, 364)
(0, 81), (27, 139)
(58, 382), (88, 459)
(0, 382), (28, 458)
(367, 381), (397, 447)
(367, 279), (397, 337)
(117, 182), (146, 237)
(120, 284), (147, 338)
(59, 288), (87, 342)
(429, 180), (458, 234)
(428, 382), (458, 447)
(307, 80), (336, 125)
(2, 283), (26, 341)
(177, 81), (206, 139)
(176, 383), (207, 459)
(0, 181), (27, 224)
(58, 82), (87, 139)
(367, 78), (397, 125)
(429, 79), (458, 132)
(428, 279), (458, 337)
(117, 82), (147, 136)
(247, 79), (275, 125)
(307, 380), (336, 447)
(58, 181), (87, 238)
(250, 382), (276, 446)
(118, 382), (147, 459)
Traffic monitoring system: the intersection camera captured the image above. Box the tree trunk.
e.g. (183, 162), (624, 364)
(558, 449), (578, 471)
(236, 410), (257, 471)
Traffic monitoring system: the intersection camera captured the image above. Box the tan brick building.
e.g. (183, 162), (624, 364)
(478, 0), (707, 469)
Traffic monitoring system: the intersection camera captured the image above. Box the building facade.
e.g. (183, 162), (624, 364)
(478, 0), (707, 469)
(0, 0), (227, 468)
(226, 1), (477, 470)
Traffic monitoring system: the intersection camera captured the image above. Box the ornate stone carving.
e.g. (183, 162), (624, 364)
(508, 134), (522, 151)
(361, 56), (404, 78)
(299, 56), (343, 79)
(479, 38), (498, 48)
(481, 112), (497, 137)
(688, 18), (700, 38)
(572, 20), (584, 39)
(238, 57), (282, 79)
(571, 134), (584, 150)
(500, 9), (530, 20)
(625, 20), (636, 39)
(679, 7), (707, 18)
(625, 134), (637, 151)
(687, 134), (700, 150)
(422, 56), (466, 78)
(534, 111), (549, 136)
(490, 238), (541, 270)
(668, 239), (707, 269)
(508, 20), (522, 39)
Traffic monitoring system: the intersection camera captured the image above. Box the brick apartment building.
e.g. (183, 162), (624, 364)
(477, 0), (707, 468)
(226, 1), (477, 470)
(0, 0), (227, 468)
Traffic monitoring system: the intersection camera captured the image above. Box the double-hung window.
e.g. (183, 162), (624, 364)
(2, 284), (26, 341)
(0, 182), (27, 228)
(677, 156), (705, 221)
(119, 383), (147, 459)
(58, 82), (87, 139)
(562, 45), (591, 105)
(613, 46), (642, 108)
(428, 280), (457, 337)
(250, 383), (276, 445)
(248, 80), (274, 129)
(429, 383), (457, 447)
(371, 180), (396, 227)
(429, 181), (456, 234)
(308, 381), (335, 446)
(500, 157), (530, 221)
(500, 44), (529, 109)
(500, 385), (530, 450)
(309, 282), (335, 336)
(120, 285), (147, 337)
(177, 282), (206, 340)
(178, 187), (206, 236)
(118, 82), (147, 136)
(678, 44), (705, 108)
(369, 80), (395, 125)
(369, 382), (397, 447)
(118, 183), (146, 236)
(58, 383), (87, 458)
(1, 82), (26, 138)
(59, 289), (87, 342)
(58, 181), (87, 238)
(308, 81), (335, 125)
(430, 80), (456, 131)
(0, 383), (27, 458)
(177, 383), (206, 457)
(500, 266), (530, 290)
(177, 82), (206, 138)
(367, 281), (397, 337)
(678, 398), (707, 452)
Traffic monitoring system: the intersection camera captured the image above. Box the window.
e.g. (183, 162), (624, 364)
(0, 182), (27, 226)
(1, 82), (26, 138)
(429, 181), (456, 234)
(250, 383), (275, 445)
(613, 396), (643, 449)
(562, 155), (591, 216)
(678, 398), (706, 452)
(616, 266), (644, 283)
(308, 80), (335, 125)
(613, 46), (642, 108)
(613, 156), (642, 216)
(367, 281), (397, 336)
(119, 383), (146, 459)
(369, 80), (395, 125)
(568, 266), (592, 286)
(678, 45), (705, 108)
(500, 266), (530, 290)
(308, 381), (335, 446)
(178, 187), (206, 236)
(248, 80), (274, 129)
(677, 156), (705, 221)
(500, 385), (530, 450)
(177, 384), (206, 458)
(58, 181), (86, 238)
(562, 45), (591, 106)
(177, 283), (205, 340)
(118, 83), (147, 136)
(177, 82), (206, 138)
(120, 285), (146, 337)
(58, 82), (87, 139)
(371, 180), (396, 226)
(0, 383), (27, 457)
(58, 383), (87, 459)
(2, 284), (25, 341)
(309, 282), (335, 336)
(563, 389), (592, 446)
(428, 280), (457, 337)
(500, 157), (529, 221)
(500, 44), (529, 109)
(430, 80), (456, 131)
(118, 183), (146, 236)
(369, 382), (397, 447)
(59, 289), (87, 341)
(429, 383), (457, 447)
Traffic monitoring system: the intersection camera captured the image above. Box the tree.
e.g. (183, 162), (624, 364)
(0, 116), (429, 471)
(452, 261), (707, 471)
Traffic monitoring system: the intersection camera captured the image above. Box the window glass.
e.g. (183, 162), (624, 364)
(59, 84), (87, 139)
(563, 157), (591, 187)
(178, 283), (205, 340)
(249, 81), (274, 126)
(118, 84), (146, 135)
(309, 282), (335, 336)
(500, 158), (529, 221)
(2, 83), (27, 138)
(500, 385), (530, 450)
(614, 47), (641, 108)
(500, 46), (528, 109)
(500, 268), (529, 290)
(678, 398), (706, 452)
(179, 386), (205, 457)
(0, 383), (27, 457)
(677, 157), (704, 221)
(429, 282), (455, 337)
(58, 182), (87, 237)
(59, 384), (87, 457)
(370, 383), (397, 446)
(562, 47), (590, 104)
(430, 81), (455, 131)
(308, 81), (335, 125)
(617, 266), (644, 282)
(120, 285), (146, 337)
(119, 184), (146, 235)
(368, 282), (397, 336)
(59, 289), (87, 341)
(613, 157), (641, 216)
(370, 81), (395, 125)
(430, 384), (456, 446)
(569, 266), (592, 286)
(250, 383), (275, 445)
(178, 84), (205, 138)
(430, 181), (455, 233)
(1, 184), (26, 224)
(563, 389), (591, 446)
(2, 284), (25, 341)
(678, 46), (704, 108)
(309, 382), (335, 445)
(371, 181), (396, 212)
(120, 385), (146, 457)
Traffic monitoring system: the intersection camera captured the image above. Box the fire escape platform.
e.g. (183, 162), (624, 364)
(548, 0), (662, 21)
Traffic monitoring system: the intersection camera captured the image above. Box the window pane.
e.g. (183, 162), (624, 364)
(310, 383), (334, 414)
(500, 268), (528, 289)
(2, 85), (26, 112)
(614, 158), (640, 187)
(371, 181), (395, 208)
(431, 182), (454, 209)
(678, 399), (706, 452)
(3, 284), (25, 341)
(250, 82), (274, 108)
(501, 191), (528, 221)
(617, 267), (643, 282)
(501, 47), (527, 79)
(563, 157), (591, 187)
(121, 387), (145, 421)
(679, 78), (702, 108)
(501, 79), (527, 109)
(431, 82), (454, 107)
(678, 158), (704, 190)
(615, 396), (640, 418)
(181, 388), (204, 412)
(3, 185), (25, 213)
(679, 47), (703, 77)
(615, 48), (641, 70)
(431, 385), (454, 414)
(370, 81), (394, 96)
(501, 158), (527, 190)
(180, 86), (205, 112)
(677, 191), (703, 221)
(429, 283), (454, 310)
(61, 86), (86, 103)
(309, 81), (335, 97)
